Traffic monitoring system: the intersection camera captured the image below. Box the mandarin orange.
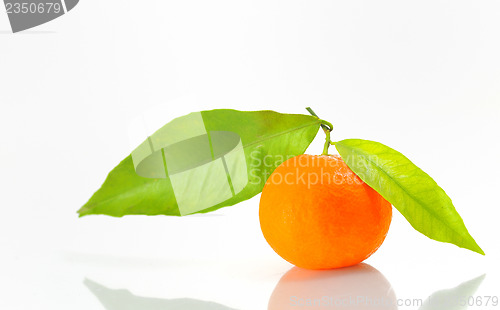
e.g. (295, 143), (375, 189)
(259, 154), (392, 269)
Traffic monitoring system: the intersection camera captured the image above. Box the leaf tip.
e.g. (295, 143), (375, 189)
(465, 239), (485, 256)
(475, 247), (486, 256)
(77, 205), (91, 218)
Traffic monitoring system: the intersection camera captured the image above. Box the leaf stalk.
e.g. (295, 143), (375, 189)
(306, 107), (333, 155)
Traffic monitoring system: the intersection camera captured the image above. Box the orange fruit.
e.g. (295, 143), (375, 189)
(259, 154), (392, 269)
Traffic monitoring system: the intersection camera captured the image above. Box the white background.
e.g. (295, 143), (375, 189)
(1, 1), (499, 309)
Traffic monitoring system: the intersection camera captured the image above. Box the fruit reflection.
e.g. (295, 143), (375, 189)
(268, 263), (397, 310)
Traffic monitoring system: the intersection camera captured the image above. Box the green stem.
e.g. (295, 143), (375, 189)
(322, 130), (331, 155)
(306, 107), (333, 155)
(305, 107), (319, 117)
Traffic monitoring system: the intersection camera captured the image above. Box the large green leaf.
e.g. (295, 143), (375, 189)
(78, 109), (321, 217)
(335, 139), (484, 255)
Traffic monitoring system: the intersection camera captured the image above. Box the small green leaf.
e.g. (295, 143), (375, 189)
(79, 109), (321, 217)
(335, 139), (484, 255)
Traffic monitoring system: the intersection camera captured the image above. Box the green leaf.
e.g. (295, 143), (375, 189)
(79, 109), (321, 217)
(335, 139), (484, 255)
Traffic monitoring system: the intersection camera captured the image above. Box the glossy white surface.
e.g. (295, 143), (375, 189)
(1, 1), (499, 309)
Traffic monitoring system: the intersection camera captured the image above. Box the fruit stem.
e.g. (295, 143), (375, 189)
(305, 107), (333, 155)
(322, 130), (331, 155)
